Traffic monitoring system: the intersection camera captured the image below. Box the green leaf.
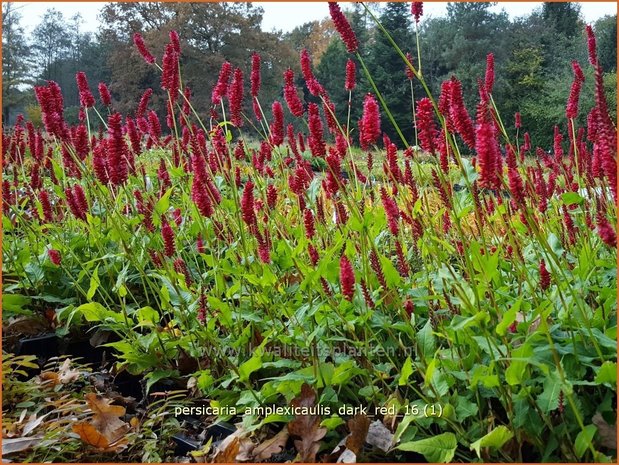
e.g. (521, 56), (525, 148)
(537, 371), (562, 414)
(496, 298), (522, 336)
(136, 306), (159, 327)
(398, 432), (457, 463)
(574, 424), (597, 459)
(239, 353), (263, 382)
(470, 425), (514, 458)
(3, 294), (31, 312)
(454, 395), (479, 422)
(505, 342), (533, 385)
(154, 187), (173, 215)
(86, 266), (100, 301)
(416, 320), (435, 361)
(595, 362), (617, 385)
(450, 312), (489, 331)
(561, 192), (584, 206)
(145, 369), (179, 393)
(399, 356), (414, 386)
(75, 302), (124, 323)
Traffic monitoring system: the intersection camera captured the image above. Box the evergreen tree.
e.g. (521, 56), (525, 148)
(542, 2), (582, 38)
(367, 2), (414, 146)
(2, 3), (31, 124)
(594, 15), (617, 73)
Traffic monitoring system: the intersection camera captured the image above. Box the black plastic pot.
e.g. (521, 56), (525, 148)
(15, 333), (59, 358)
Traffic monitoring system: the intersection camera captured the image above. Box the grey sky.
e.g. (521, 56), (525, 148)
(11, 2), (617, 35)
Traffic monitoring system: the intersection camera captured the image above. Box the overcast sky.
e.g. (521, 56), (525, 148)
(11, 2), (617, 35)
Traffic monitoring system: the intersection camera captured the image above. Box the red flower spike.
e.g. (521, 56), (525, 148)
(539, 260), (551, 290)
(76, 72), (95, 108)
(345, 59), (356, 91)
(229, 67), (244, 127)
(212, 61), (232, 106)
(339, 255), (355, 301)
(98, 82), (112, 106)
(283, 69), (305, 117)
(133, 33), (156, 64)
(329, 3), (358, 53)
(360, 94), (381, 149)
(269, 101), (284, 146)
(161, 220), (176, 257)
(48, 249), (62, 266)
(411, 2), (423, 23)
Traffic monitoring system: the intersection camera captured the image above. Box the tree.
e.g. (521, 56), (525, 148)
(32, 9), (71, 82)
(285, 19), (336, 62)
(98, 3), (297, 121)
(2, 3), (31, 124)
(367, 2), (414, 146)
(594, 15), (617, 73)
(542, 2), (582, 38)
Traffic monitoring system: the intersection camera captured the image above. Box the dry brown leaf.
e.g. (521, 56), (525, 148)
(211, 427), (254, 463)
(85, 393), (128, 442)
(252, 428), (289, 461)
(212, 436), (240, 463)
(345, 414), (370, 456)
(38, 372), (60, 386)
(72, 422), (129, 452)
(287, 383), (327, 463)
(72, 422), (111, 449)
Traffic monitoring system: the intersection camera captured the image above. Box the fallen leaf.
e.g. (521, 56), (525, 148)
(85, 393), (128, 442)
(212, 436), (240, 463)
(211, 427), (254, 463)
(72, 422), (111, 449)
(252, 428), (289, 461)
(38, 372), (59, 386)
(287, 383), (327, 463)
(72, 422), (129, 452)
(58, 358), (81, 384)
(345, 415), (370, 455)
(366, 420), (394, 452)
(2, 437), (43, 456)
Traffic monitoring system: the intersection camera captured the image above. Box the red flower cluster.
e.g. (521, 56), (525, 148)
(566, 61), (585, 119)
(415, 97), (438, 154)
(308, 103), (326, 158)
(76, 72), (96, 108)
(48, 249), (62, 266)
(359, 94), (381, 150)
(229, 67), (244, 127)
(380, 187), (400, 236)
(411, 2), (423, 23)
(345, 59), (356, 91)
(106, 113), (129, 185)
(133, 33), (156, 64)
(328, 3), (358, 53)
(270, 101), (284, 146)
(161, 220), (176, 257)
(283, 69), (305, 117)
(339, 255), (355, 301)
(539, 260), (551, 290)
(98, 82), (112, 106)
(212, 61), (232, 106)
